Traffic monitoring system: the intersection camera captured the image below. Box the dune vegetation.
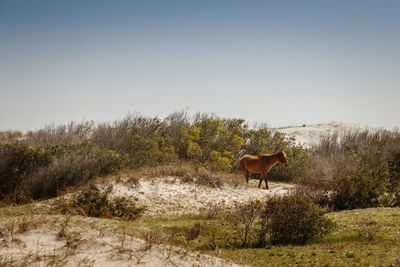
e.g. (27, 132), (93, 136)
(1, 112), (400, 266)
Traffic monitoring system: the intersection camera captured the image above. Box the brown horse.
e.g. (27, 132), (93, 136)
(239, 150), (288, 189)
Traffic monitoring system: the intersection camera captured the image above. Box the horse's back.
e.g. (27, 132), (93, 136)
(240, 154), (261, 161)
(239, 154), (265, 173)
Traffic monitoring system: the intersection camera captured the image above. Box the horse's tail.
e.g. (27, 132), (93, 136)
(239, 156), (247, 174)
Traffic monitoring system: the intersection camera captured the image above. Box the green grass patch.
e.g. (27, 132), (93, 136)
(138, 207), (400, 266)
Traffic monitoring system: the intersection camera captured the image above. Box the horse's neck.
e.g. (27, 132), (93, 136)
(264, 154), (280, 166)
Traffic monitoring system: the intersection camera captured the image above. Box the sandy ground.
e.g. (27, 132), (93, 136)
(0, 215), (239, 267)
(1, 176), (293, 266)
(105, 177), (295, 216)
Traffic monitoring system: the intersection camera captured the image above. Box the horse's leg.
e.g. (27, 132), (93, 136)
(245, 170), (250, 183)
(265, 174), (269, 190)
(259, 173), (268, 189)
(258, 174), (263, 188)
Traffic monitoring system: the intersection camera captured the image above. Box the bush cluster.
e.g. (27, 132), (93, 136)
(0, 143), (54, 202)
(259, 195), (334, 244)
(301, 129), (400, 210)
(0, 112), (308, 204)
(0, 142), (124, 203)
(224, 196), (334, 247)
(21, 113), (307, 179)
(61, 189), (143, 220)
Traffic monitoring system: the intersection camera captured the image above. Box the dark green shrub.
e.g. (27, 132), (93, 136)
(109, 196), (144, 220)
(64, 190), (143, 220)
(259, 195), (334, 244)
(0, 143), (53, 200)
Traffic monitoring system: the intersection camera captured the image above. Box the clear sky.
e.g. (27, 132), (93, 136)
(1, 0), (399, 131)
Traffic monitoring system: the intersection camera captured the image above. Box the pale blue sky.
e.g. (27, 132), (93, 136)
(1, 0), (399, 131)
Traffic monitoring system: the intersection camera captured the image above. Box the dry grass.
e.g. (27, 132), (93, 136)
(121, 162), (243, 188)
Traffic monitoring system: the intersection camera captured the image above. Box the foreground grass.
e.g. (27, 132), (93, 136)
(1, 203), (399, 266)
(142, 207), (400, 266)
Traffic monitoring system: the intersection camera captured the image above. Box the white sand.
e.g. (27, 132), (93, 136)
(276, 122), (380, 147)
(0, 215), (240, 267)
(104, 177), (294, 216)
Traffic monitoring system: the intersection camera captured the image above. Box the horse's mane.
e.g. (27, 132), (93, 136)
(260, 150), (285, 157)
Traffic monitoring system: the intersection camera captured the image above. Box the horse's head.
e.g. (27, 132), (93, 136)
(278, 150), (288, 166)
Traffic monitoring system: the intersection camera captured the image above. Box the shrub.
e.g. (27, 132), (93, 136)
(177, 114), (245, 172)
(302, 129), (400, 210)
(268, 144), (309, 182)
(91, 114), (179, 168)
(327, 151), (390, 210)
(357, 219), (381, 241)
(0, 142), (124, 203)
(63, 190), (143, 220)
(194, 167), (223, 188)
(259, 195), (334, 244)
(0, 143), (53, 201)
(184, 222), (202, 241)
(225, 200), (261, 247)
(388, 152), (400, 195)
(24, 121), (93, 146)
(24, 145), (124, 200)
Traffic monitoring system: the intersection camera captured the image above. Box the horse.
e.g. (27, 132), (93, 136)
(239, 150), (288, 189)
